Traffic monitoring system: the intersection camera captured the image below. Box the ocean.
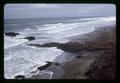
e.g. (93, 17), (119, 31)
(4, 16), (116, 79)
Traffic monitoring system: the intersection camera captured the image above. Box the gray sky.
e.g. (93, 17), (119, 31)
(4, 4), (116, 19)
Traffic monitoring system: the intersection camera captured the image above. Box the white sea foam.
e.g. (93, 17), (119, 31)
(37, 26), (58, 31)
(4, 45), (63, 79)
(85, 16), (116, 28)
(42, 17), (116, 38)
(36, 23), (63, 31)
(43, 23), (63, 27)
(44, 23), (80, 33)
(25, 28), (31, 31)
(17, 16), (116, 40)
(4, 36), (28, 49)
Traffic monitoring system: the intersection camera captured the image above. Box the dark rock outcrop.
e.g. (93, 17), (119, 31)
(24, 36), (35, 41)
(5, 32), (19, 37)
(27, 42), (106, 53)
(37, 61), (53, 70)
(15, 75), (25, 79)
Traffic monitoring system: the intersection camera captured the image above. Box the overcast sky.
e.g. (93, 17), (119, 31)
(4, 4), (116, 19)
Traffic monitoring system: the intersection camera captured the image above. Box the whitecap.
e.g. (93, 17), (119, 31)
(25, 28), (31, 31)
(4, 36), (28, 49)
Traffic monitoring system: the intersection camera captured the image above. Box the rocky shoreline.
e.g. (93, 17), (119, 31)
(25, 25), (116, 79)
(13, 25), (116, 79)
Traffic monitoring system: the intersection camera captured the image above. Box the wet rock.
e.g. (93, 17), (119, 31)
(37, 61), (53, 70)
(27, 42), (61, 48)
(5, 32), (19, 37)
(27, 42), (82, 52)
(27, 42), (105, 53)
(42, 42), (61, 47)
(24, 36), (35, 41)
(15, 75), (25, 79)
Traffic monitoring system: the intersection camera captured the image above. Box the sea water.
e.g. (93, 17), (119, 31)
(4, 16), (116, 79)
